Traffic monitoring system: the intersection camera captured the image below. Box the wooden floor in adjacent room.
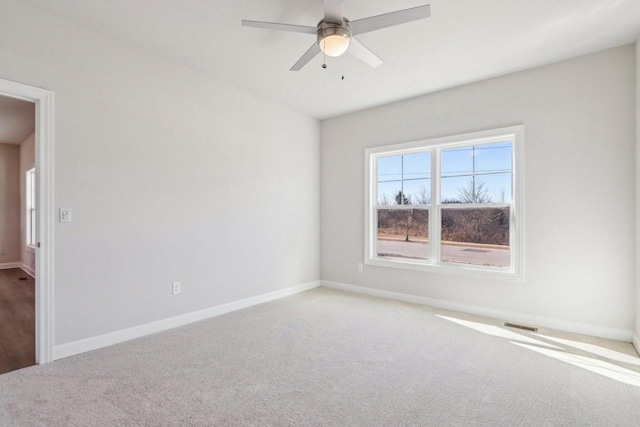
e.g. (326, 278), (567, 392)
(0, 268), (35, 375)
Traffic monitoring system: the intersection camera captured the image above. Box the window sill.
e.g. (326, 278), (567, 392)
(365, 256), (522, 282)
(26, 245), (36, 253)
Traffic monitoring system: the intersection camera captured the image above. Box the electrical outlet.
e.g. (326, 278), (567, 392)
(60, 208), (72, 223)
(357, 262), (363, 272)
(172, 282), (181, 295)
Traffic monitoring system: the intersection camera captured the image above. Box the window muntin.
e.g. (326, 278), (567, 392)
(377, 152), (431, 206)
(366, 127), (523, 279)
(26, 167), (36, 248)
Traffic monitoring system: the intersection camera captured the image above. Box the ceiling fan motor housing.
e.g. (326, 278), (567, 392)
(317, 19), (352, 57)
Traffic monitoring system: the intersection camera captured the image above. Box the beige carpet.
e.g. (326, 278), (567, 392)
(1, 287), (640, 426)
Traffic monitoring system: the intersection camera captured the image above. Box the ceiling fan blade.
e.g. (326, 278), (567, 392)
(350, 5), (431, 35)
(323, 0), (344, 24)
(348, 38), (383, 68)
(242, 20), (317, 35)
(290, 43), (321, 71)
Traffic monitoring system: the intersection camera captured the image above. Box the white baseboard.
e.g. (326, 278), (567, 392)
(633, 334), (640, 356)
(20, 263), (35, 278)
(321, 280), (634, 342)
(0, 262), (22, 270)
(54, 280), (320, 361)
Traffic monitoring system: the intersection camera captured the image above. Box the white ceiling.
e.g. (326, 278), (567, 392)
(0, 95), (35, 145)
(21, 0), (640, 119)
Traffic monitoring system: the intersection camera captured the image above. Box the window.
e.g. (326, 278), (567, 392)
(365, 126), (523, 279)
(26, 167), (36, 249)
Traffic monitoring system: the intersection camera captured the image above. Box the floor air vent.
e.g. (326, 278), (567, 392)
(504, 322), (538, 332)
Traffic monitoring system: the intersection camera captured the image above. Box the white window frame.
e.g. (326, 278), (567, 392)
(26, 166), (36, 249)
(364, 125), (524, 280)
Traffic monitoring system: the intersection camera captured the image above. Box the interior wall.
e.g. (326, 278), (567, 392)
(0, 1), (320, 346)
(19, 131), (35, 275)
(0, 143), (20, 265)
(321, 45), (636, 339)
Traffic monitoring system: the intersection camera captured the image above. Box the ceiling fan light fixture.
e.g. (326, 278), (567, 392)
(317, 20), (351, 57)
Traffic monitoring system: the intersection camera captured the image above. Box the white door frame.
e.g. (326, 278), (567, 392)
(0, 77), (54, 364)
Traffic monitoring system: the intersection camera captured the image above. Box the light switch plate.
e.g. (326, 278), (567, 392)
(60, 208), (72, 223)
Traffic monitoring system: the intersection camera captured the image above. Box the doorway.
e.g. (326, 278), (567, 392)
(0, 94), (36, 373)
(0, 78), (54, 369)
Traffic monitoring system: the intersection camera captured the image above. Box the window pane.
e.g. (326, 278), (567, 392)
(475, 142), (511, 174)
(479, 172), (512, 203)
(377, 209), (429, 260)
(441, 208), (510, 267)
(378, 181), (402, 205)
(403, 152), (430, 180)
(441, 146), (473, 176)
(441, 142), (513, 204)
(441, 175), (510, 204)
(29, 209), (35, 247)
(26, 168), (36, 247)
(378, 156), (402, 182)
(441, 175), (471, 203)
(403, 179), (430, 205)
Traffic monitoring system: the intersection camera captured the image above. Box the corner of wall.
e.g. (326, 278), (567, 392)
(635, 38), (640, 354)
(18, 131), (35, 273)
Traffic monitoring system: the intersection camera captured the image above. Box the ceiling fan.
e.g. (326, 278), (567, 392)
(242, 1), (431, 71)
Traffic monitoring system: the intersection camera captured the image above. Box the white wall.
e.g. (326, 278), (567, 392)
(0, 143), (20, 265)
(0, 1), (319, 347)
(19, 131), (35, 275)
(321, 45), (636, 339)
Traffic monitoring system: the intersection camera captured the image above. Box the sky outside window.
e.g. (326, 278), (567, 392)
(377, 142), (512, 205)
(441, 142), (512, 203)
(377, 152), (430, 205)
